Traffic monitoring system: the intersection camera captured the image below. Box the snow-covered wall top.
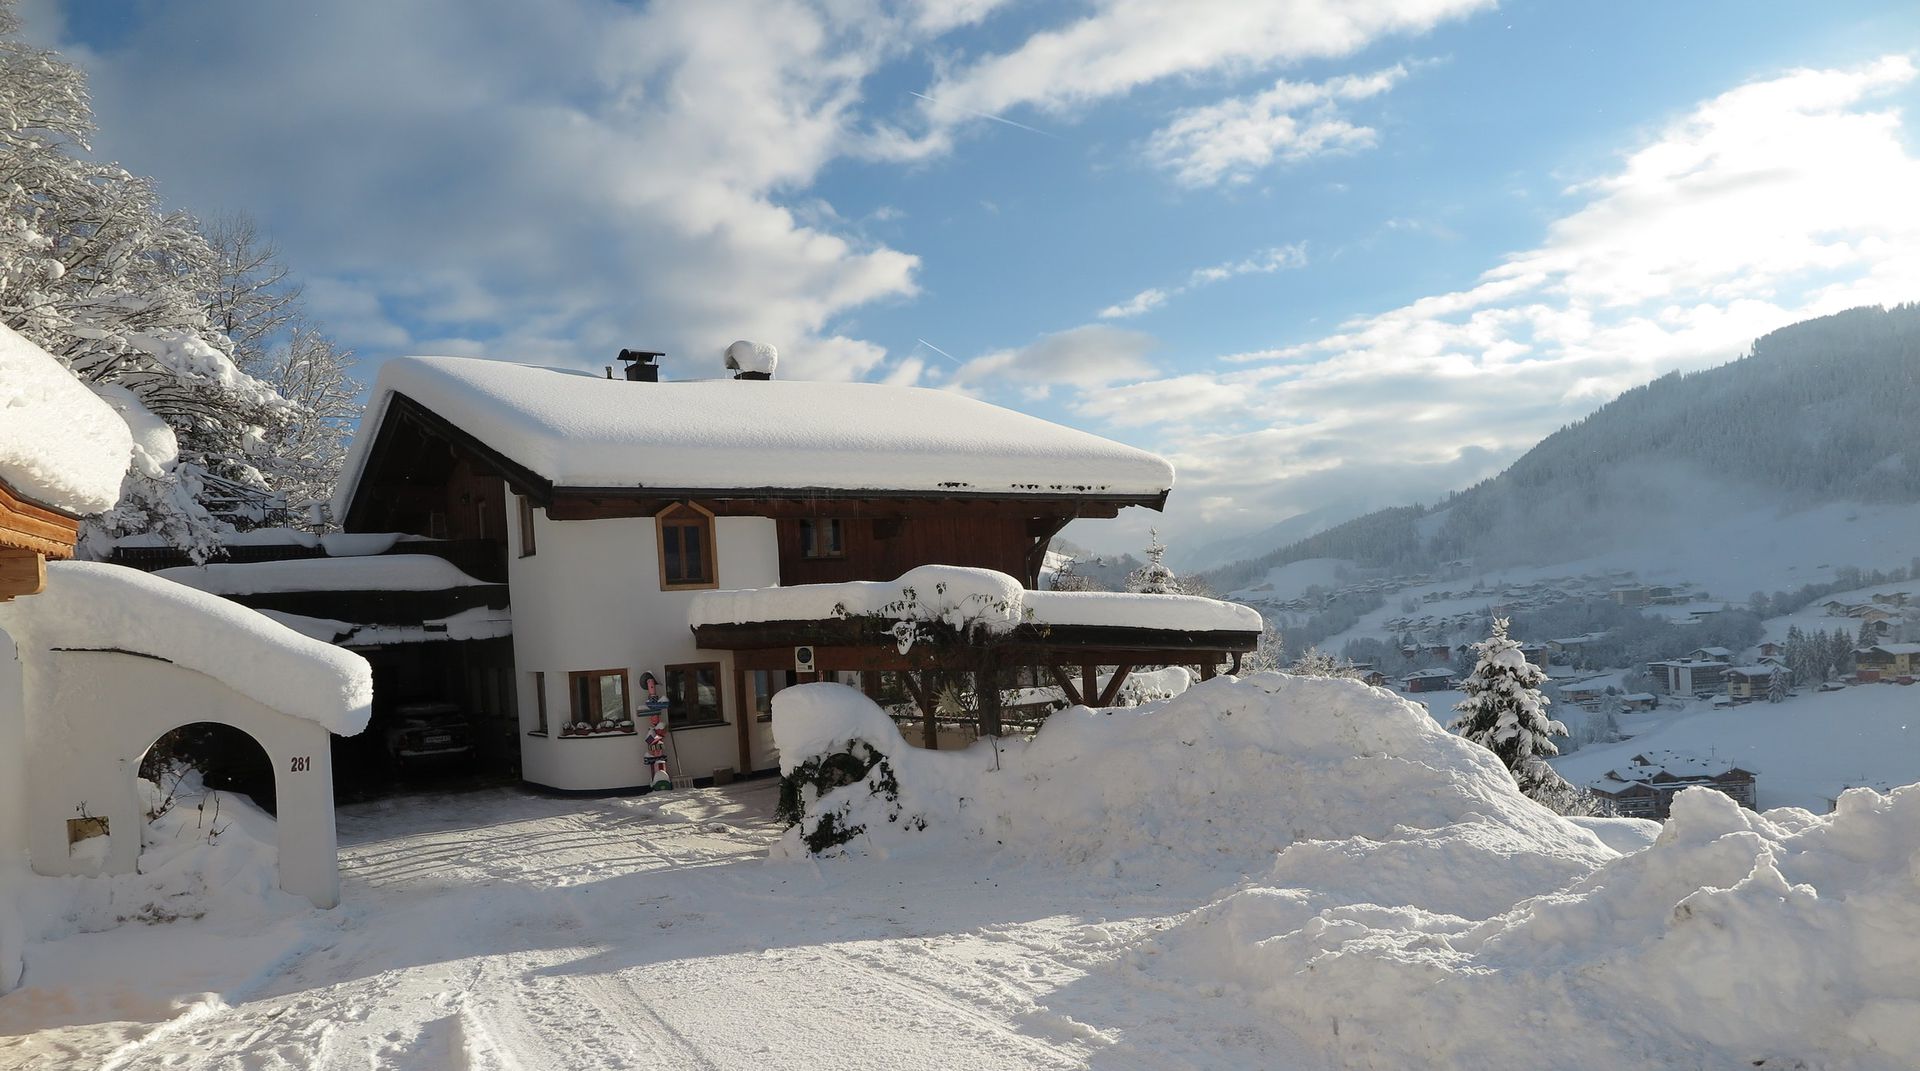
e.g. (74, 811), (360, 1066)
(155, 554), (493, 595)
(688, 566), (1263, 634)
(0, 323), (132, 515)
(0, 562), (372, 736)
(333, 356), (1175, 515)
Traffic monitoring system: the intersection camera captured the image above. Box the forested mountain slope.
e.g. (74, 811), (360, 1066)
(1208, 304), (1920, 591)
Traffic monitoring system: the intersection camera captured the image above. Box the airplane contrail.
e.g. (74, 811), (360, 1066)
(909, 91), (1056, 138)
(915, 338), (961, 365)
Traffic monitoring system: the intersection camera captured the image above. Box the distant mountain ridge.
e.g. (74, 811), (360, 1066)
(1205, 304), (1920, 592)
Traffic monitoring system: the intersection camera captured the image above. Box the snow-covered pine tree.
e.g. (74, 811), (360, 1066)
(1450, 617), (1568, 799)
(1767, 666), (1788, 703)
(1125, 528), (1182, 595)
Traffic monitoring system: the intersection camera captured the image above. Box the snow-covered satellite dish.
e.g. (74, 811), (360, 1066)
(724, 340), (778, 379)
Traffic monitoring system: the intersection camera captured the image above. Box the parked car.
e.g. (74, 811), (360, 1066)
(384, 701), (473, 769)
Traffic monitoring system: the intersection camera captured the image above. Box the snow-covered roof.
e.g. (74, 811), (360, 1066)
(687, 566), (1261, 635)
(1867, 643), (1920, 656)
(1402, 669), (1457, 680)
(0, 322), (133, 515)
(0, 561), (371, 735)
(1726, 665), (1784, 677)
(155, 554), (493, 595)
(335, 356), (1175, 515)
(258, 606), (511, 647)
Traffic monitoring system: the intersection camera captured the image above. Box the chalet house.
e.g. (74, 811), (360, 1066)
(1609, 586), (1651, 607)
(1755, 641), (1783, 659)
(1587, 751), (1757, 819)
(1646, 657), (1729, 696)
(1687, 647), (1733, 663)
(333, 351), (1262, 793)
(1725, 665), (1789, 702)
(1822, 600), (1854, 616)
(1618, 692), (1659, 712)
(1854, 644), (1920, 683)
(1401, 668), (1457, 693)
(1871, 591), (1911, 607)
(1846, 605), (1898, 625)
(1516, 642), (1550, 667)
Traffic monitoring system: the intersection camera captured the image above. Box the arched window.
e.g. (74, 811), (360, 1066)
(655, 502), (716, 589)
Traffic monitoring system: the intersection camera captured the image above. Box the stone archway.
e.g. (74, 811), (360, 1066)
(24, 649), (343, 907)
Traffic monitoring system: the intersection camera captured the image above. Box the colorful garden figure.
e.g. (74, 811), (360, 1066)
(645, 714), (671, 791)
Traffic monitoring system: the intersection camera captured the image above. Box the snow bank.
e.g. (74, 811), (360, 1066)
(1148, 784), (1920, 1069)
(8, 773), (295, 950)
(770, 673), (1611, 879)
(0, 561), (371, 735)
(0, 321), (132, 514)
(335, 356), (1175, 519)
(156, 554), (491, 595)
(691, 566), (1261, 635)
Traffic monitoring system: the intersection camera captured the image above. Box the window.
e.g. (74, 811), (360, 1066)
(750, 669), (797, 721)
(518, 496), (537, 557)
(799, 518), (845, 559)
(565, 669), (633, 736)
(530, 671), (547, 735)
(666, 663), (725, 728)
(656, 502), (716, 589)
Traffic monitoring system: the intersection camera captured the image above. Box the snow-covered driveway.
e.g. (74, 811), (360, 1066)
(1, 782), (1314, 1070)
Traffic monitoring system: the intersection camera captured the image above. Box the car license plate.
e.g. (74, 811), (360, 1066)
(425, 734), (452, 745)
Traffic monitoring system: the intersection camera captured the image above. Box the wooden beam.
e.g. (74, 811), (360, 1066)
(1046, 663), (1085, 707)
(1094, 662), (1136, 707)
(1081, 662), (1097, 706)
(0, 547), (46, 601)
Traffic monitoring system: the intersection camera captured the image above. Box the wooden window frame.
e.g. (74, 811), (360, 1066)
(529, 671), (547, 735)
(518, 496), (537, 558)
(798, 517), (846, 559)
(564, 668), (634, 737)
(656, 502), (718, 590)
(665, 661), (727, 729)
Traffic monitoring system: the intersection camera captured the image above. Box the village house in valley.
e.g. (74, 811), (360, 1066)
(333, 347), (1262, 792)
(1586, 750), (1759, 819)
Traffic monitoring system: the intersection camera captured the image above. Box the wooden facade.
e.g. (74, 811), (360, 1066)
(1, 476), (83, 601)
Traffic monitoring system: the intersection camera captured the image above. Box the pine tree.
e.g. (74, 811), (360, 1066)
(1125, 528), (1182, 595)
(1767, 665), (1788, 703)
(1450, 618), (1568, 797)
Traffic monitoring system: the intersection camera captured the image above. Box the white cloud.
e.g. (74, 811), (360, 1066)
(948, 324), (1158, 395)
(923, 0), (1486, 121)
(1101, 243), (1307, 319)
(1080, 55), (1920, 544)
(1147, 65), (1409, 187)
(54, 0), (924, 381)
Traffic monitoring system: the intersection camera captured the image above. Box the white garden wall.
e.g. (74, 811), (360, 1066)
(507, 486), (779, 791)
(21, 649), (342, 908)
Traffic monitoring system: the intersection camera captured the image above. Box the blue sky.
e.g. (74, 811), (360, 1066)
(25, 0), (1920, 558)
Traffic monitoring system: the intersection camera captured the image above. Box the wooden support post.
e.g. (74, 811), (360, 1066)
(1046, 663), (1085, 707)
(975, 652), (1003, 739)
(899, 671), (938, 749)
(1094, 662), (1136, 707)
(1199, 656), (1218, 681)
(0, 547), (45, 602)
(733, 661), (752, 773)
(1081, 662), (1097, 707)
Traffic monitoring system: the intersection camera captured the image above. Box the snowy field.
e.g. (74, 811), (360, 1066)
(1553, 684), (1920, 810)
(4, 675), (1917, 1070)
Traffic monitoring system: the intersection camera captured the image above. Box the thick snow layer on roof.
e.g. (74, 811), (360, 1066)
(0, 562), (370, 735)
(335, 356), (1174, 514)
(258, 606), (511, 647)
(156, 554), (492, 595)
(0, 322), (132, 514)
(688, 566), (1261, 634)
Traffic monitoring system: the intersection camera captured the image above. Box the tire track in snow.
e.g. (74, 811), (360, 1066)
(805, 944), (1090, 1069)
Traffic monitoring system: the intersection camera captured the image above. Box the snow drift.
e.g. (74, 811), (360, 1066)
(774, 676), (1920, 1069)
(1146, 783), (1920, 1070)
(0, 321), (132, 514)
(769, 673), (1619, 883)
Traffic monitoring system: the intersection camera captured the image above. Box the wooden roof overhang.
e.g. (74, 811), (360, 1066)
(1, 476), (83, 600)
(693, 617), (1259, 666)
(343, 391), (1169, 530)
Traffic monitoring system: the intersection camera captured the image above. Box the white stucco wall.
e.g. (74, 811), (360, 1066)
(506, 488), (780, 791)
(21, 650), (342, 908)
(0, 627), (24, 868)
